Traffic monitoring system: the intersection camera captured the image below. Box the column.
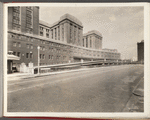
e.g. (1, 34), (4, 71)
(64, 22), (68, 43)
(84, 38), (86, 47)
(88, 36), (90, 48)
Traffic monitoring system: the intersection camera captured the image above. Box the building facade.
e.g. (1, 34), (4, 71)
(8, 6), (121, 70)
(137, 40), (144, 63)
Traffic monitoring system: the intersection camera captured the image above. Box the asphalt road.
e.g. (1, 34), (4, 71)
(7, 65), (144, 112)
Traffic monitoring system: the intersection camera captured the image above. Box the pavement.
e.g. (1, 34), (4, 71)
(7, 66), (114, 81)
(123, 77), (144, 112)
(7, 65), (144, 112)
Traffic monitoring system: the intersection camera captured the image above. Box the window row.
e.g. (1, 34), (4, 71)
(39, 55), (67, 61)
(26, 44), (33, 49)
(13, 42), (21, 47)
(13, 51), (21, 57)
(26, 53), (33, 59)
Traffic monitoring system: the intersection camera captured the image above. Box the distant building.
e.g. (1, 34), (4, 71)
(8, 6), (121, 71)
(137, 40), (144, 63)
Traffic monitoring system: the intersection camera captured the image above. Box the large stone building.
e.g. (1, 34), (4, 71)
(8, 6), (121, 70)
(137, 40), (144, 63)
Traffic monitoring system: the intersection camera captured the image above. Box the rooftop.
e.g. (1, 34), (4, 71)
(83, 30), (102, 37)
(39, 20), (52, 27)
(51, 13), (83, 27)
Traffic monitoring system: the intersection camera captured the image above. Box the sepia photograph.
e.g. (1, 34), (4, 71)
(4, 3), (149, 118)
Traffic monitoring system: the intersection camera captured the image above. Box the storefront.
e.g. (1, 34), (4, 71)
(7, 51), (20, 73)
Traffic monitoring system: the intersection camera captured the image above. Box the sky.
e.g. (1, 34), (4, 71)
(39, 6), (144, 60)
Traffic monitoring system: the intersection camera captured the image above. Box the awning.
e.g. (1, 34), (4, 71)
(7, 54), (20, 61)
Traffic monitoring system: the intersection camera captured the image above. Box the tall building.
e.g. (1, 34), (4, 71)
(8, 6), (121, 71)
(137, 40), (144, 63)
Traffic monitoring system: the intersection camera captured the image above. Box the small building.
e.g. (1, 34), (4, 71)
(137, 40), (144, 63)
(7, 51), (20, 73)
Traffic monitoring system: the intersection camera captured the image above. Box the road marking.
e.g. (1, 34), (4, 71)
(8, 66), (132, 93)
(8, 65), (133, 86)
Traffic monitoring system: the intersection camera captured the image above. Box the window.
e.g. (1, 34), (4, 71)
(90, 37), (92, 48)
(13, 52), (16, 55)
(13, 42), (17, 47)
(26, 44), (29, 49)
(46, 29), (49, 32)
(18, 42), (21, 47)
(40, 31), (43, 36)
(49, 55), (53, 60)
(46, 33), (49, 38)
(17, 52), (20, 57)
(40, 54), (42, 59)
(58, 26), (60, 40)
(40, 26), (43, 31)
(55, 28), (57, 40)
(26, 8), (33, 34)
(40, 46), (42, 51)
(43, 47), (45, 51)
(12, 7), (21, 31)
(30, 53), (33, 58)
(62, 24), (64, 41)
(51, 29), (53, 39)
(86, 37), (88, 47)
(43, 54), (45, 59)
(26, 53), (29, 58)
(30, 44), (33, 49)
(83, 39), (84, 47)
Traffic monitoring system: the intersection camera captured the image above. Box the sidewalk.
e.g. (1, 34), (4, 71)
(7, 67), (99, 81)
(122, 77), (144, 112)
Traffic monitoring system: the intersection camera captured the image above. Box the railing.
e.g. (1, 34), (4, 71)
(32, 59), (140, 74)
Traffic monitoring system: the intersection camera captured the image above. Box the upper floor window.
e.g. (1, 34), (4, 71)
(46, 29), (49, 32)
(46, 33), (49, 38)
(26, 44), (29, 49)
(30, 44), (33, 49)
(51, 29), (53, 39)
(18, 42), (21, 47)
(26, 53), (29, 58)
(40, 26), (43, 31)
(40, 31), (43, 36)
(13, 42), (17, 47)
(86, 37), (88, 47)
(83, 39), (84, 47)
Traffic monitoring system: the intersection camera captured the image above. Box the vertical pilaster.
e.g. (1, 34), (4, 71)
(64, 22), (68, 43)
(88, 36), (90, 48)
(60, 24), (62, 41)
(57, 26), (59, 40)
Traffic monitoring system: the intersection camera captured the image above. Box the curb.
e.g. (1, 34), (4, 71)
(132, 77), (144, 97)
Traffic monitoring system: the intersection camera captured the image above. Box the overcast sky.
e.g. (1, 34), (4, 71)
(39, 6), (144, 60)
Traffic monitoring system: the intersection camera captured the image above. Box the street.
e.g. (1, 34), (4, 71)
(7, 65), (144, 112)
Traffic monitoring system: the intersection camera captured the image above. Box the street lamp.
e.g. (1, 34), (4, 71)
(37, 46), (40, 75)
(22, 53), (24, 63)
